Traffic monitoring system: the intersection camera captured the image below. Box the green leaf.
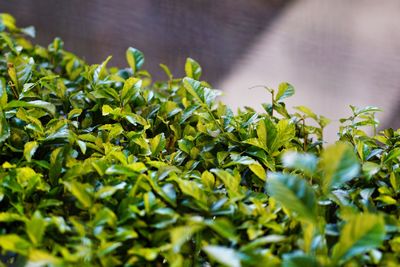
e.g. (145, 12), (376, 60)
(185, 58), (202, 80)
(23, 141), (39, 162)
(275, 82), (295, 102)
(63, 181), (93, 209)
(6, 100), (56, 116)
(0, 234), (31, 255)
(0, 78), (7, 106)
(249, 163), (266, 181)
(183, 77), (221, 107)
(150, 133), (166, 156)
(203, 245), (241, 267)
(282, 151), (317, 176)
(319, 142), (360, 193)
(332, 213), (385, 264)
(0, 107), (10, 144)
(211, 169), (243, 200)
(26, 211), (47, 245)
(205, 218), (238, 243)
(282, 253), (319, 267)
(271, 119), (295, 151)
(121, 77), (141, 106)
(159, 63), (173, 79)
(171, 224), (203, 252)
(266, 173), (317, 222)
(126, 47), (144, 75)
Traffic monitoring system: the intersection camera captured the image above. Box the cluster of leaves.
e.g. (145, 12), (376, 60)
(0, 13), (400, 267)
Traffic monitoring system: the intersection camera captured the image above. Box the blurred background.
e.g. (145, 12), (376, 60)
(1, 0), (399, 140)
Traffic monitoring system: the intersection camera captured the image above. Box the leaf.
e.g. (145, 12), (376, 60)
(63, 181), (93, 209)
(266, 173), (317, 222)
(150, 133), (166, 156)
(24, 141), (39, 162)
(159, 63), (173, 79)
(275, 82), (295, 102)
(319, 142), (360, 193)
(332, 213), (385, 264)
(121, 77), (141, 106)
(185, 57), (202, 80)
(0, 235), (31, 256)
(249, 164), (266, 181)
(171, 224), (203, 252)
(282, 151), (317, 176)
(183, 77), (221, 107)
(0, 78), (7, 106)
(93, 56), (112, 83)
(282, 253), (319, 267)
(26, 211), (47, 245)
(205, 218), (238, 243)
(6, 100), (56, 116)
(126, 47), (144, 74)
(0, 107), (10, 144)
(203, 245), (241, 267)
(27, 249), (61, 266)
(271, 119), (295, 151)
(211, 169), (243, 200)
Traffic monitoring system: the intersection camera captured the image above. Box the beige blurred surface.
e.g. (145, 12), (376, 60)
(220, 0), (400, 141)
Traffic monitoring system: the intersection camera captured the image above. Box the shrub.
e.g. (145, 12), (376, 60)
(0, 13), (399, 267)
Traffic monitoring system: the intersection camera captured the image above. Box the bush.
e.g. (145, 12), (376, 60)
(0, 13), (399, 267)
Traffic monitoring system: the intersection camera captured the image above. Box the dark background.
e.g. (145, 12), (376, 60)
(0, 0), (289, 83)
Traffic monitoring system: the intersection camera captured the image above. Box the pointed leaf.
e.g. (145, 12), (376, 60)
(275, 82), (295, 102)
(266, 173), (317, 222)
(126, 47), (144, 74)
(185, 57), (202, 80)
(332, 213), (385, 264)
(319, 142), (360, 193)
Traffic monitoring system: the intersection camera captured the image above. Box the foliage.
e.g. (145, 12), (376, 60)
(0, 13), (399, 267)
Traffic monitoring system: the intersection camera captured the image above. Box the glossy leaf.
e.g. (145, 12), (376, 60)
(266, 173), (317, 222)
(126, 47), (144, 74)
(185, 57), (202, 80)
(319, 142), (360, 193)
(332, 213), (385, 264)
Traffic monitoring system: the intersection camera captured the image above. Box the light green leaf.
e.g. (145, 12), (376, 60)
(319, 142), (360, 193)
(270, 119), (295, 151)
(332, 213), (385, 264)
(205, 218), (238, 243)
(26, 211), (47, 245)
(282, 151), (317, 176)
(159, 63), (173, 79)
(275, 82), (295, 102)
(63, 181), (93, 209)
(171, 224), (203, 252)
(266, 172), (317, 223)
(0, 234), (31, 255)
(294, 106), (318, 120)
(24, 141), (39, 162)
(183, 77), (221, 107)
(150, 133), (166, 156)
(185, 57), (202, 80)
(93, 56), (112, 83)
(203, 245), (241, 267)
(126, 47), (144, 75)
(6, 100), (56, 116)
(0, 78), (7, 106)
(121, 77), (141, 106)
(211, 169), (243, 200)
(249, 164), (266, 181)
(0, 107), (10, 144)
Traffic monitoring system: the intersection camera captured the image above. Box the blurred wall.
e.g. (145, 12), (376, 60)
(220, 0), (400, 139)
(0, 0), (289, 83)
